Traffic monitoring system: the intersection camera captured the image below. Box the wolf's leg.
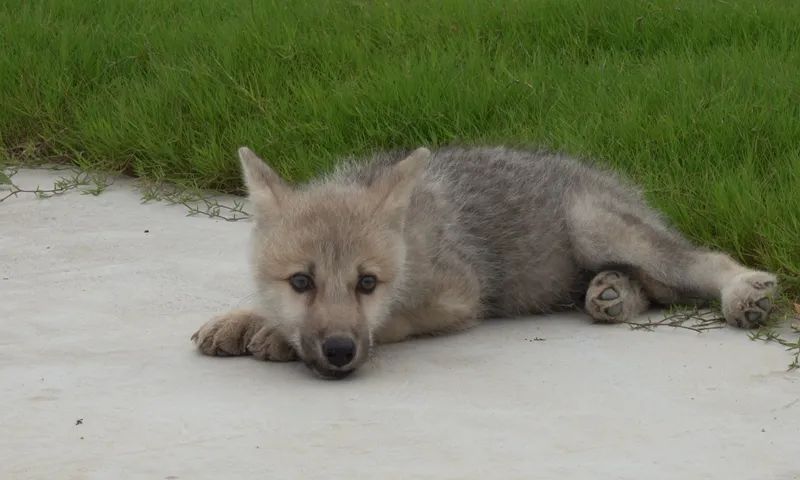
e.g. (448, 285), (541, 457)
(587, 269), (710, 324)
(568, 195), (777, 328)
(374, 302), (481, 344)
(374, 255), (482, 344)
(585, 270), (650, 323)
(191, 309), (296, 361)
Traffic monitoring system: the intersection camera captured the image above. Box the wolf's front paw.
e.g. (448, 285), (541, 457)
(585, 271), (649, 323)
(191, 309), (262, 357)
(721, 272), (777, 328)
(191, 309), (297, 361)
(247, 326), (297, 362)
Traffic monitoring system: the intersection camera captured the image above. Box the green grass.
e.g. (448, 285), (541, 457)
(2, 0), (799, 296)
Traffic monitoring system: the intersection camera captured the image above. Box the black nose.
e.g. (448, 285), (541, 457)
(322, 336), (356, 368)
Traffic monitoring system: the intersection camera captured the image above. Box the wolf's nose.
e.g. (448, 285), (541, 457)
(322, 336), (356, 368)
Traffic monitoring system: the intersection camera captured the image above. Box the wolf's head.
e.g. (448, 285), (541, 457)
(238, 146), (430, 379)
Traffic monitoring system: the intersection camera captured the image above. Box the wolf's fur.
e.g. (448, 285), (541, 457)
(192, 146), (778, 379)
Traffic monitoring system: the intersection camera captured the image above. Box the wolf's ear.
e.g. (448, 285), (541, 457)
(238, 146), (289, 219)
(374, 147), (431, 224)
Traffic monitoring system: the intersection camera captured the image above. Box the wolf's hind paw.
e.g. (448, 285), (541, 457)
(721, 272), (777, 328)
(585, 271), (648, 323)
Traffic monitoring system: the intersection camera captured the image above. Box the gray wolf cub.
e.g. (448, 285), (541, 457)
(192, 146), (777, 379)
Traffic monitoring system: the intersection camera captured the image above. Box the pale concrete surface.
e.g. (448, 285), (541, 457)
(1, 169), (798, 480)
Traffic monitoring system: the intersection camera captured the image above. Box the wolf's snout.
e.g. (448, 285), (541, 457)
(322, 336), (356, 368)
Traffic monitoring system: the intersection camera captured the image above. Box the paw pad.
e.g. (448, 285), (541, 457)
(599, 288), (619, 300)
(755, 297), (771, 311)
(721, 272), (778, 329)
(745, 311), (763, 324)
(585, 271), (649, 323)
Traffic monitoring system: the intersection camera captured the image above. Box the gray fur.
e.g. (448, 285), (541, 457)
(335, 147), (707, 315)
(192, 146), (778, 379)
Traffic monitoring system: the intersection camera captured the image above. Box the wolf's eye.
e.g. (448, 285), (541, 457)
(289, 273), (314, 293)
(357, 274), (377, 294)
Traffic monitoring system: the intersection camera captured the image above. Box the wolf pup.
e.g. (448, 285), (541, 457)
(192, 146), (778, 379)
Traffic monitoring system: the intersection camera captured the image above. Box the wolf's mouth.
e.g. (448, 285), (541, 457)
(306, 363), (354, 380)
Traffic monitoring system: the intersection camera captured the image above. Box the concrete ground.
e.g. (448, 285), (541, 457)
(1, 168), (798, 480)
